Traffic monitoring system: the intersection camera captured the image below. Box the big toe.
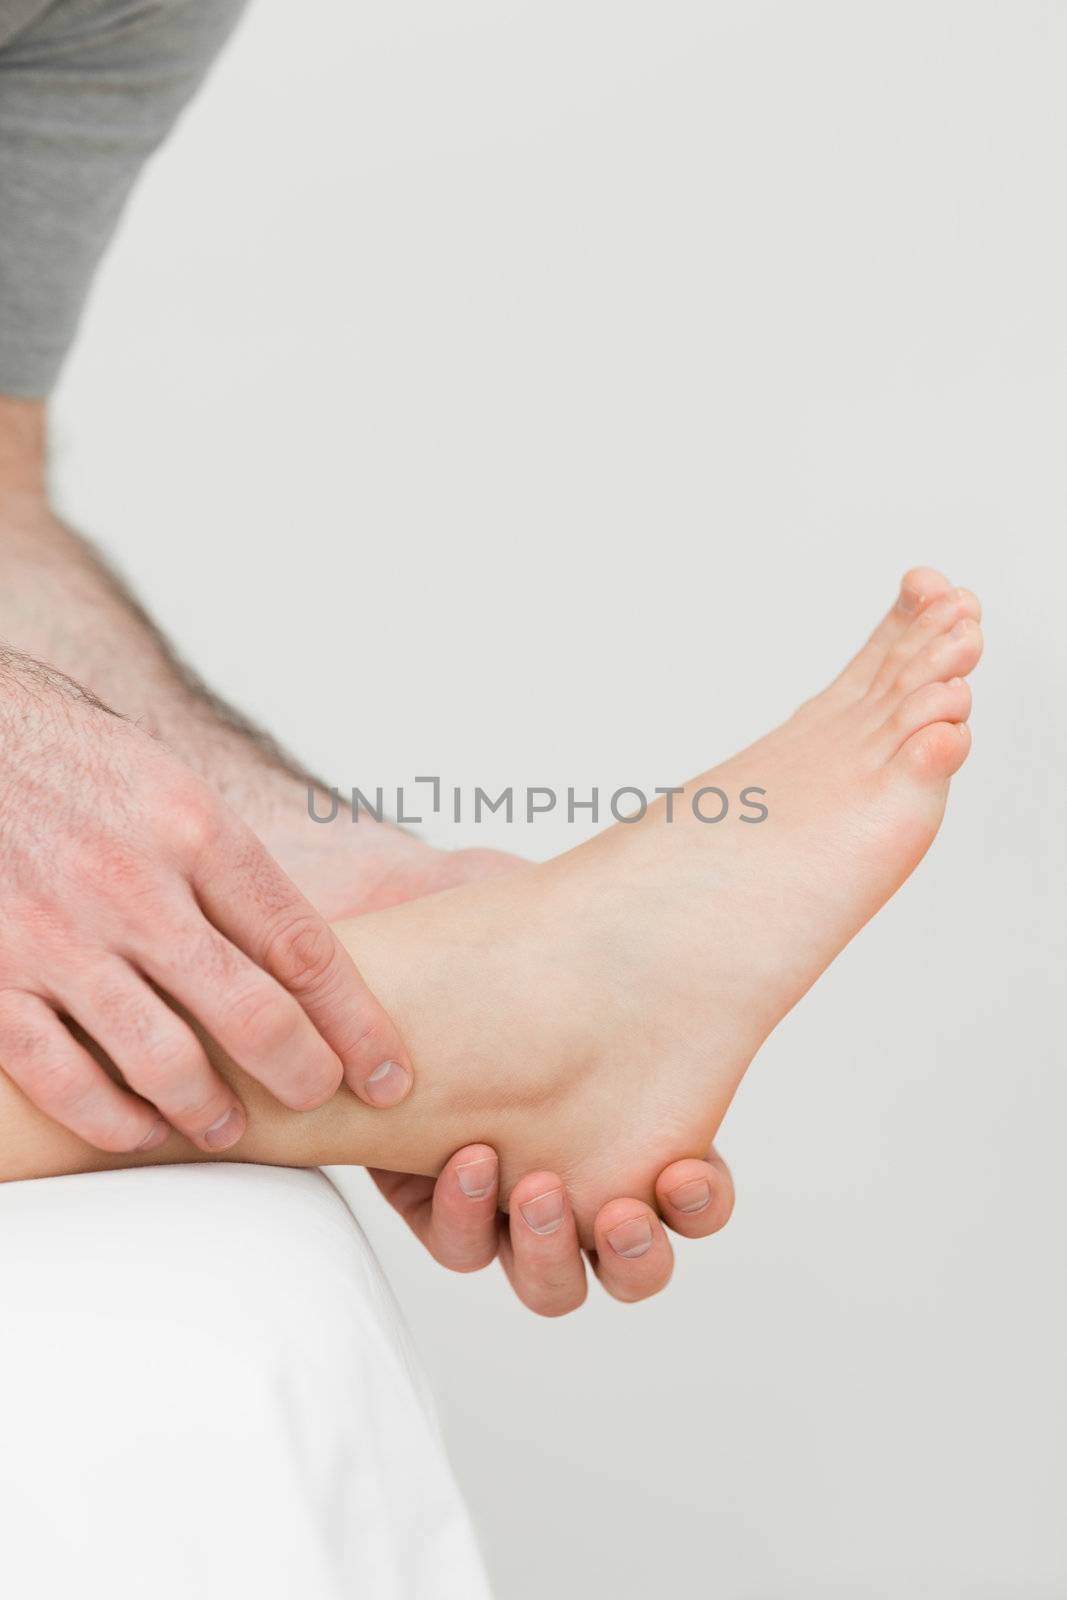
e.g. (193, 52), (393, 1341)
(895, 719), (973, 785)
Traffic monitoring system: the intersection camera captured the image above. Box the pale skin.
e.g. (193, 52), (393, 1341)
(0, 394), (732, 1314)
(0, 562), (981, 1276)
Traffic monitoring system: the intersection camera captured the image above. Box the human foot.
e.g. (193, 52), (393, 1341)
(336, 568), (982, 1240)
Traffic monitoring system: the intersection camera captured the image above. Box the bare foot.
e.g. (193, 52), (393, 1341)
(338, 568), (982, 1238)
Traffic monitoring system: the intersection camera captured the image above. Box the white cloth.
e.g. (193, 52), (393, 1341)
(0, 1163), (492, 1600)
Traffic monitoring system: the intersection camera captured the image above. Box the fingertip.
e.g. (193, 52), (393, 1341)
(449, 1144), (499, 1203)
(135, 1118), (170, 1153)
(656, 1156), (735, 1238)
(358, 1056), (413, 1108)
(200, 1103), (247, 1152)
(592, 1199), (673, 1302)
(510, 1170), (568, 1236)
(427, 1145), (500, 1273)
(502, 1172), (588, 1316)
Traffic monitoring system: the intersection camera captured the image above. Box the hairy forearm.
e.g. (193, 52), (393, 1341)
(0, 399), (425, 910)
(0, 476), (317, 800)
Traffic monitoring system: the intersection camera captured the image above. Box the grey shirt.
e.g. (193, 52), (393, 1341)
(0, 0), (246, 396)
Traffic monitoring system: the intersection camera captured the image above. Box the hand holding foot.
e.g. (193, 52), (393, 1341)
(0, 571), (982, 1271)
(372, 1141), (735, 1316)
(358, 849), (738, 1314)
(332, 566), (982, 1238)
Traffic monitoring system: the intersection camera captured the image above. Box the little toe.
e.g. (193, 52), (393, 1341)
(591, 1198), (674, 1304)
(880, 677), (972, 756)
(655, 1150), (736, 1240)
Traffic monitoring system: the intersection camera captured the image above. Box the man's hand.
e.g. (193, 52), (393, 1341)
(372, 1143), (736, 1316)
(0, 648), (412, 1153)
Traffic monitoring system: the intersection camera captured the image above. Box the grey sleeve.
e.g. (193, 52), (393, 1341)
(0, 0), (247, 398)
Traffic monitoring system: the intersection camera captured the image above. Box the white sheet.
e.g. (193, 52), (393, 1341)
(0, 1163), (492, 1600)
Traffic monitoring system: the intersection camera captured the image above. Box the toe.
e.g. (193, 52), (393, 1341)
(591, 1198), (674, 1304)
(897, 720), (972, 784)
(890, 617), (984, 698)
(897, 566), (956, 617)
(833, 568), (953, 696)
(654, 1149), (735, 1240)
(870, 588), (982, 695)
(879, 677), (972, 755)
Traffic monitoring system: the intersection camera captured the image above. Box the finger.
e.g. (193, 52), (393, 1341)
(369, 1146), (501, 1274)
(193, 823), (413, 1107)
(368, 1166), (436, 1234)
(499, 1172), (587, 1318)
(426, 1145), (501, 1271)
(0, 988), (167, 1154)
(140, 902), (344, 1113)
(61, 960), (246, 1152)
(590, 1198), (674, 1304)
(654, 1145), (736, 1239)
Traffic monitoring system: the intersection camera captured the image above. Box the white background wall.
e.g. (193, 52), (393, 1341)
(52, 2), (1065, 1594)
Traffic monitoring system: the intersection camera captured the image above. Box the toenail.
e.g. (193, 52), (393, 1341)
(364, 1059), (412, 1106)
(203, 1107), (245, 1150)
(520, 1188), (566, 1235)
(456, 1154), (497, 1199)
(668, 1178), (711, 1214)
(898, 587), (923, 614)
(606, 1217), (654, 1258)
(950, 618), (971, 639)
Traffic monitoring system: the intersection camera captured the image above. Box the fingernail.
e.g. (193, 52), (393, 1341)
(204, 1107), (245, 1150)
(137, 1120), (169, 1152)
(520, 1188), (566, 1235)
(364, 1060), (412, 1107)
(668, 1178), (711, 1214)
(456, 1154), (497, 1200)
(606, 1217), (654, 1258)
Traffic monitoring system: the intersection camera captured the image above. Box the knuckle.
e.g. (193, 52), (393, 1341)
(83, 976), (147, 1038)
(78, 840), (159, 908)
(264, 914), (338, 996)
(166, 785), (222, 860)
(23, 1051), (92, 1117)
(180, 927), (239, 990)
(225, 984), (298, 1056)
(340, 1013), (390, 1062)
(137, 1030), (209, 1096)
